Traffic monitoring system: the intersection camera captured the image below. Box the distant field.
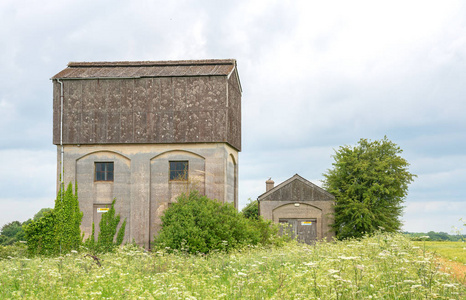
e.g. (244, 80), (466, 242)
(413, 241), (466, 264)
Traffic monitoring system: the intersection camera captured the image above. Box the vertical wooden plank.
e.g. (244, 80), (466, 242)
(157, 111), (173, 142)
(81, 111), (93, 143)
(107, 112), (120, 142)
(120, 112), (133, 143)
(120, 80), (134, 113)
(159, 78), (173, 111)
(173, 77), (186, 111)
(133, 111), (148, 143)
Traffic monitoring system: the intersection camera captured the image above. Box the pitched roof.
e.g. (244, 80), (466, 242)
(51, 59), (238, 80)
(257, 174), (335, 201)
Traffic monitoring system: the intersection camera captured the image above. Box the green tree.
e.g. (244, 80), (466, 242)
(153, 191), (279, 254)
(24, 183), (83, 255)
(323, 137), (416, 239)
(33, 208), (53, 221)
(23, 210), (57, 256)
(241, 198), (259, 220)
(0, 208), (54, 246)
(0, 221), (23, 245)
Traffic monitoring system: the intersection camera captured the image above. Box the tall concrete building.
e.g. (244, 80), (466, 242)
(52, 59), (242, 248)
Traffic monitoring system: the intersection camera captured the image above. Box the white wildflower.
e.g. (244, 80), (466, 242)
(338, 255), (359, 260)
(403, 280), (416, 283)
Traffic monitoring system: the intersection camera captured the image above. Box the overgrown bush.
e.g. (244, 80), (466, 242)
(0, 221), (24, 246)
(24, 183), (82, 256)
(84, 199), (127, 253)
(241, 198), (259, 220)
(0, 242), (27, 259)
(23, 209), (58, 256)
(55, 182), (83, 253)
(153, 191), (283, 254)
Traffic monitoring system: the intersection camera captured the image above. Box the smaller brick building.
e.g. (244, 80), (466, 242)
(258, 174), (335, 243)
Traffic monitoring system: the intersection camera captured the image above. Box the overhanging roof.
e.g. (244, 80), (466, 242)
(51, 59), (238, 81)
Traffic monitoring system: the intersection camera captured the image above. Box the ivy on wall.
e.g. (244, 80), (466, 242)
(24, 183), (82, 256)
(84, 199), (127, 253)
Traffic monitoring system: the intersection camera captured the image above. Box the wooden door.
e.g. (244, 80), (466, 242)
(279, 218), (317, 245)
(297, 219), (317, 244)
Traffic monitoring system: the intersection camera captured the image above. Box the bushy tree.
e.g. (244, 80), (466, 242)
(23, 210), (57, 256)
(24, 183), (83, 255)
(0, 208), (54, 246)
(153, 191), (279, 254)
(0, 221), (24, 245)
(33, 208), (53, 221)
(323, 137), (416, 239)
(241, 199), (259, 220)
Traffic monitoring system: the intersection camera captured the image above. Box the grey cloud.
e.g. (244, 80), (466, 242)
(1, 0), (465, 233)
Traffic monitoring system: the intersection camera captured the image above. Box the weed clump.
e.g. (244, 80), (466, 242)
(153, 191), (282, 254)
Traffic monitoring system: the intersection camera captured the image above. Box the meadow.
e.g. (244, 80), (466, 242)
(413, 241), (466, 264)
(1, 233), (464, 299)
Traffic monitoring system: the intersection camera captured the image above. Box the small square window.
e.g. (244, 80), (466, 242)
(95, 162), (114, 181)
(169, 161), (188, 181)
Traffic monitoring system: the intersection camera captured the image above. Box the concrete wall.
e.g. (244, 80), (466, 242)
(59, 142), (238, 248)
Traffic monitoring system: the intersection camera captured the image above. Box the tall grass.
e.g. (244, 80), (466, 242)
(1, 233), (464, 299)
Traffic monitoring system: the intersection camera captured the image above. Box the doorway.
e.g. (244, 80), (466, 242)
(279, 218), (317, 244)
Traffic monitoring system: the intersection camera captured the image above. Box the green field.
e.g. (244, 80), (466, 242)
(413, 241), (466, 264)
(1, 233), (464, 299)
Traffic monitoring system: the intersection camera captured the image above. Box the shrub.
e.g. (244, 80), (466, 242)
(24, 182), (82, 256)
(0, 221), (24, 246)
(23, 210), (58, 256)
(84, 199), (127, 253)
(153, 191), (282, 254)
(0, 242), (27, 259)
(55, 182), (83, 253)
(241, 198), (259, 220)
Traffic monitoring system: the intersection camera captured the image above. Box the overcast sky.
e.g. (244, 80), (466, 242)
(1, 0), (465, 233)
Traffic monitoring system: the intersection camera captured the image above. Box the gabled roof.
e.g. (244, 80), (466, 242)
(257, 174), (335, 201)
(51, 59), (239, 82)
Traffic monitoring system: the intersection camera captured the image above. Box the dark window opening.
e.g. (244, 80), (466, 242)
(95, 162), (114, 181)
(169, 161), (188, 181)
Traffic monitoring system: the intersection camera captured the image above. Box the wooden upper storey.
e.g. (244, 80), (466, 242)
(52, 59), (242, 151)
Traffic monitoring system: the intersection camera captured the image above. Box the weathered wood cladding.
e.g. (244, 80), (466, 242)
(260, 178), (334, 202)
(227, 71), (242, 151)
(53, 75), (241, 150)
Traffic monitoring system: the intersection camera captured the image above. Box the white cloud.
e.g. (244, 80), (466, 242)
(403, 201), (466, 233)
(0, 197), (54, 225)
(0, 149), (56, 198)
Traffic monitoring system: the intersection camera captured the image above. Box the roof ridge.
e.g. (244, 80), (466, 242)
(68, 59), (236, 68)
